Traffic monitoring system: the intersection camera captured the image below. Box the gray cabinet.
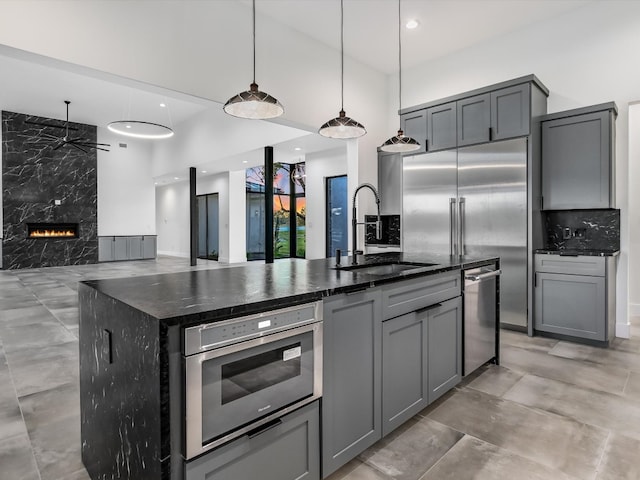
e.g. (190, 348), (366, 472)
(427, 297), (462, 403)
(322, 288), (382, 477)
(185, 401), (319, 480)
(457, 93), (491, 146)
(401, 109), (427, 155)
(541, 103), (616, 209)
(98, 236), (157, 262)
(534, 254), (616, 343)
(427, 102), (457, 151)
(382, 310), (428, 436)
(491, 84), (530, 141)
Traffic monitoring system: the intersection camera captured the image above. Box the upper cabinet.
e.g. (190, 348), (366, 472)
(398, 76), (547, 155)
(541, 103), (617, 210)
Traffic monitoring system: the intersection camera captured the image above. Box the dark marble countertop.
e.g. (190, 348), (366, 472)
(81, 252), (498, 327)
(535, 249), (620, 257)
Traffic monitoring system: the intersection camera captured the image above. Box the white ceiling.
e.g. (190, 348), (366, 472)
(0, 0), (596, 180)
(255, 0), (595, 74)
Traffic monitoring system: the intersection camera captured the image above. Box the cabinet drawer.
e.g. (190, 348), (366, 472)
(381, 271), (461, 320)
(535, 255), (605, 276)
(185, 401), (319, 480)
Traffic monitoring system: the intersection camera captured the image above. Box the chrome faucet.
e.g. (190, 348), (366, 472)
(351, 183), (382, 265)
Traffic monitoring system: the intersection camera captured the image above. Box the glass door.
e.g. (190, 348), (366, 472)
(326, 175), (348, 258)
(197, 193), (219, 260)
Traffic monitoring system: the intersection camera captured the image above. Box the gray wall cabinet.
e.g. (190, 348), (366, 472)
(401, 109), (427, 155)
(427, 297), (462, 403)
(541, 103), (617, 210)
(427, 102), (457, 151)
(457, 93), (491, 146)
(322, 288), (382, 477)
(491, 84), (531, 141)
(534, 254), (616, 343)
(98, 236), (157, 262)
(185, 401), (320, 480)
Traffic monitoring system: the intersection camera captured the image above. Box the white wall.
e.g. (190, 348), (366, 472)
(629, 103), (640, 317)
(156, 181), (190, 257)
(394, 1), (640, 335)
(305, 147), (348, 259)
(97, 127), (156, 235)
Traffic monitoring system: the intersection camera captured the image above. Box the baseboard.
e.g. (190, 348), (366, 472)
(616, 322), (631, 339)
(157, 250), (189, 258)
(630, 303), (640, 316)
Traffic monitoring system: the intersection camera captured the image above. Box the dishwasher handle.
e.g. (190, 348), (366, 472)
(465, 269), (502, 282)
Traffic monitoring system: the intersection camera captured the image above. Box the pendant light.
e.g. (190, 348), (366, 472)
(380, 0), (420, 153)
(319, 0), (366, 139)
(223, 0), (284, 120)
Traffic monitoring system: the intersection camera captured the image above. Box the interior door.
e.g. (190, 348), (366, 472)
(457, 138), (528, 328)
(402, 151), (458, 255)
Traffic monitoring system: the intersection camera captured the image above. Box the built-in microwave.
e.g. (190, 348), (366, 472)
(183, 301), (323, 460)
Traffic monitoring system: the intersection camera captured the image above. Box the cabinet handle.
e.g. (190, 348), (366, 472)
(425, 139), (429, 151)
(534, 273), (537, 288)
(489, 127), (493, 141)
(247, 418), (282, 439)
(416, 302), (443, 314)
(465, 269), (502, 282)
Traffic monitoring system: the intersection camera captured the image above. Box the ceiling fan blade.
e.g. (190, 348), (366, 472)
(69, 142), (88, 153)
(52, 142), (66, 151)
(75, 142), (111, 152)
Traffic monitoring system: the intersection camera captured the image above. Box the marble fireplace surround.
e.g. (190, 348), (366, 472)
(1, 110), (98, 269)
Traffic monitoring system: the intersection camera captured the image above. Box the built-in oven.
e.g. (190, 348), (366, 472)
(183, 301), (323, 460)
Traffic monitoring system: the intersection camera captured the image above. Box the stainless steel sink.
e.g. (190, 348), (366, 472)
(334, 262), (436, 276)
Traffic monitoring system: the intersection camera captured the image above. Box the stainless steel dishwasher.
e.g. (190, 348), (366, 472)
(463, 266), (501, 375)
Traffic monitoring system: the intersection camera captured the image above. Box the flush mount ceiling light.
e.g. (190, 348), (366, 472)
(25, 100), (111, 152)
(223, 0), (284, 120)
(405, 19), (420, 29)
(319, 0), (366, 139)
(380, 0), (420, 153)
(107, 121), (174, 139)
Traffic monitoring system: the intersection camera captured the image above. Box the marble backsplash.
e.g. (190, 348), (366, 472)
(365, 214), (401, 246)
(2, 110), (98, 269)
(543, 209), (620, 252)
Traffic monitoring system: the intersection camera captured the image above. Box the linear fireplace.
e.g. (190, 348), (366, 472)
(27, 223), (79, 239)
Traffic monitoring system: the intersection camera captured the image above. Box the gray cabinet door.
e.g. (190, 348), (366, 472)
(98, 237), (114, 262)
(185, 401), (319, 480)
(322, 289), (382, 477)
(381, 311), (428, 436)
(400, 110), (427, 155)
(128, 236), (143, 260)
(426, 102), (457, 151)
(457, 93), (490, 146)
(427, 297), (462, 403)
(541, 111), (612, 209)
(142, 236), (157, 259)
(113, 237), (128, 261)
(534, 272), (606, 341)
(490, 84), (530, 140)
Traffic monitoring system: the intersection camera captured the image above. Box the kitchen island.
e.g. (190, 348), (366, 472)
(78, 253), (498, 480)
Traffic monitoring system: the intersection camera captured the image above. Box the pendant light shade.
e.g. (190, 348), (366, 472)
(380, 0), (420, 153)
(319, 0), (366, 139)
(223, 0), (284, 120)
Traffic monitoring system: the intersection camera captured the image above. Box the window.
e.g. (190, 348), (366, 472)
(197, 193), (219, 260)
(326, 175), (348, 258)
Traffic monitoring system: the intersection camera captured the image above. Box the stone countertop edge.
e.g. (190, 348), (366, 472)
(535, 249), (620, 257)
(80, 253), (498, 328)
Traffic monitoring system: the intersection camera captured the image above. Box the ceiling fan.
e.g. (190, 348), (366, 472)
(25, 100), (110, 153)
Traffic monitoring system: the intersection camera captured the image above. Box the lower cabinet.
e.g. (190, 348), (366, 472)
(381, 297), (462, 436)
(322, 288), (382, 478)
(98, 236), (157, 262)
(185, 401), (320, 480)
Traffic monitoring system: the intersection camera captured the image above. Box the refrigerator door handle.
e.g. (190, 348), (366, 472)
(458, 197), (465, 256)
(449, 198), (457, 256)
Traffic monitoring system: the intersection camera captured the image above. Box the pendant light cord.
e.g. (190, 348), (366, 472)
(252, 0), (257, 84)
(398, 0), (402, 130)
(340, 0), (344, 111)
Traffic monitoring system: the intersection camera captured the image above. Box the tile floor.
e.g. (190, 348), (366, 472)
(0, 256), (638, 480)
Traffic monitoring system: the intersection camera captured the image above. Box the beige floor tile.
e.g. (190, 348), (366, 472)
(596, 432), (640, 480)
(465, 364), (524, 397)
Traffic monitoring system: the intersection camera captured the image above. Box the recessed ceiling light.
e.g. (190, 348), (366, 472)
(294, 147), (302, 151)
(154, 182), (158, 185)
(406, 19), (419, 29)
(201, 170), (207, 173)
(242, 160), (248, 164)
(174, 177), (179, 180)
(125, 124), (132, 129)
(160, 103), (166, 108)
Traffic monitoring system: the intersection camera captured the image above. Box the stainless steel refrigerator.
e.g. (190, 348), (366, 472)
(403, 137), (528, 329)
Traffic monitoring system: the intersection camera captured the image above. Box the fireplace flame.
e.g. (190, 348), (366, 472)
(29, 229), (76, 238)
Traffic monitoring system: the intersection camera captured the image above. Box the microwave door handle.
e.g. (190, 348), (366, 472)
(449, 198), (456, 256)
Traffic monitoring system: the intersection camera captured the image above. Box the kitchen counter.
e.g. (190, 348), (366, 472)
(78, 252), (497, 480)
(80, 252), (497, 328)
(535, 248), (619, 257)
